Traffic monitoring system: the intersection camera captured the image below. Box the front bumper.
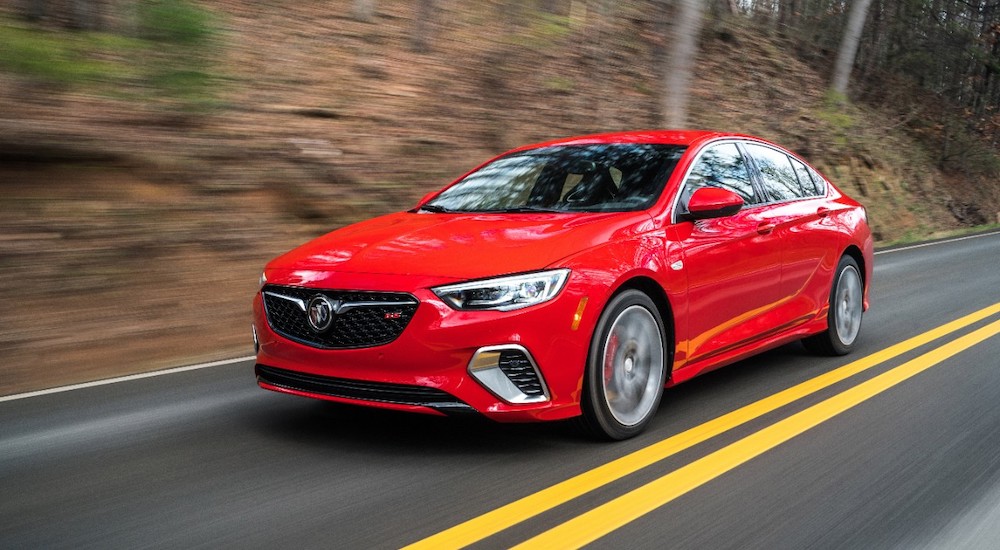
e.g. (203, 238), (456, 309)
(252, 280), (594, 423)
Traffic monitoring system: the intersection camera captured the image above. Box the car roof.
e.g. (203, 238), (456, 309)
(508, 130), (760, 153)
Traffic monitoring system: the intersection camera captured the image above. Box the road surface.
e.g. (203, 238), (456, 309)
(2, 232), (999, 549)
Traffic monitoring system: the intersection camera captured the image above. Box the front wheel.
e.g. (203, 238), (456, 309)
(803, 255), (864, 356)
(579, 290), (667, 440)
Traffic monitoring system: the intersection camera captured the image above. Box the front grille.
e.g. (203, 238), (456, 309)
(255, 364), (473, 411)
(262, 285), (418, 349)
(498, 349), (546, 397)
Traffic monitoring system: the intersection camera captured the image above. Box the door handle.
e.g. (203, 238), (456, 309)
(757, 222), (775, 235)
(816, 207), (830, 218)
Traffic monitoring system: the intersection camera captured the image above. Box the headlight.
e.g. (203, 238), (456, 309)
(432, 269), (570, 311)
(259, 271), (267, 290)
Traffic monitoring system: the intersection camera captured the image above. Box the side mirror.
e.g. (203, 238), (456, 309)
(683, 187), (744, 220)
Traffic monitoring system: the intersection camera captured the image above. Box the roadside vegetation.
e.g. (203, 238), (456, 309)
(0, 1), (218, 109)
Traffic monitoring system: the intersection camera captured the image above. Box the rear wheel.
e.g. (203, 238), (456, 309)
(803, 255), (864, 356)
(579, 290), (667, 440)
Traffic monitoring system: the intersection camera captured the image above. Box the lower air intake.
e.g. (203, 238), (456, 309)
(498, 349), (546, 397)
(255, 364), (473, 412)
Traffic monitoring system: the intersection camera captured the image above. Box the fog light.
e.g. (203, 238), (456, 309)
(468, 345), (548, 404)
(252, 324), (260, 354)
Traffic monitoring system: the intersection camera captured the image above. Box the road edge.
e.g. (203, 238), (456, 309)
(0, 355), (257, 403)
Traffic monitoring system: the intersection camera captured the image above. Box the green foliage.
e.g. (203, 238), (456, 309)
(151, 69), (212, 100)
(633, 81), (653, 96)
(532, 12), (572, 41)
(0, 22), (123, 85)
(821, 89), (851, 115)
(0, 1), (219, 111)
(137, 0), (215, 46)
(543, 76), (574, 93)
(508, 12), (572, 49)
(84, 32), (148, 52)
(136, 0), (219, 110)
(815, 90), (856, 149)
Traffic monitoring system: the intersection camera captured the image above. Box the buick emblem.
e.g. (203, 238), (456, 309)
(306, 295), (337, 332)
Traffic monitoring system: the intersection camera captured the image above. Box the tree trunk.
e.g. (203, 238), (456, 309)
(410, 0), (436, 53)
(540, 0), (560, 14)
(663, 0), (706, 127)
(353, 0), (376, 23)
(504, 0), (525, 29)
(21, 0), (46, 22)
(67, 0), (103, 30)
(831, 0), (874, 97)
(778, 0), (793, 28)
(586, 0), (611, 128)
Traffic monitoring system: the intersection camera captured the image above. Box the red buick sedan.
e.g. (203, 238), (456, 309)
(253, 130), (873, 439)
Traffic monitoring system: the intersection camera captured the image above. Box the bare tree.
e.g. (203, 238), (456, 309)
(19, 0), (106, 30)
(69, 0), (103, 30)
(503, 0), (526, 28)
(20, 0), (47, 22)
(830, 0), (874, 97)
(410, 0), (436, 53)
(540, 0), (560, 14)
(353, 0), (376, 23)
(663, 0), (706, 127)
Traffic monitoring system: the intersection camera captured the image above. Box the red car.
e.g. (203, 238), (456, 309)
(253, 130), (873, 439)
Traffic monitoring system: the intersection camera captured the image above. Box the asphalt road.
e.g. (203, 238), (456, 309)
(2, 232), (999, 549)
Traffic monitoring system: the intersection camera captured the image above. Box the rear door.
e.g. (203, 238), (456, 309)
(742, 142), (842, 328)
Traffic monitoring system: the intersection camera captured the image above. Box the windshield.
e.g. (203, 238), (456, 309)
(423, 144), (686, 213)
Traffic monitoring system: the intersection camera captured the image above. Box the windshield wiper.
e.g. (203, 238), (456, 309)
(418, 204), (454, 213)
(418, 204), (564, 214)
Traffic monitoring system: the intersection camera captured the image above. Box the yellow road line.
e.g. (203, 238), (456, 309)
(515, 318), (1000, 549)
(402, 302), (1000, 550)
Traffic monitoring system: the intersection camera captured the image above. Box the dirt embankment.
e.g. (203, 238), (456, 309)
(1, 2), (996, 395)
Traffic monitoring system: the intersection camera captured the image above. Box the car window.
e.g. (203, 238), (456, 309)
(789, 157), (820, 197)
(446, 156), (543, 207)
(426, 144), (685, 213)
(745, 143), (805, 201)
(807, 166), (827, 195)
(678, 143), (757, 213)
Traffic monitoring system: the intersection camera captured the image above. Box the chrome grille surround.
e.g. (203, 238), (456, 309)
(261, 285), (418, 349)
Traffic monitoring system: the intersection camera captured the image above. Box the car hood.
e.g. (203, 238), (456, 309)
(267, 211), (653, 282)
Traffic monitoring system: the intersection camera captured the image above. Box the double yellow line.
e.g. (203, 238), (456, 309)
(405, 303), (1000, 550)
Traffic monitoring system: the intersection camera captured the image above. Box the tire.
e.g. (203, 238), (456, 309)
(578, 289), (668, 440)
(803, 255), (864, 356)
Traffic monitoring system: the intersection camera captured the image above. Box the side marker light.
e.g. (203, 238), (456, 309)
(571, 297), (589, 331)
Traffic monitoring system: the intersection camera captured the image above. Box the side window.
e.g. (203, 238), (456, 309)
(808, 167), (827, 196)
(790, 157), (819, 197)
(745, 143), (804, 201)
(680, 143), (757, 211)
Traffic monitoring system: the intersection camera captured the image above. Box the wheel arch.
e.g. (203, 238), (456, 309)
(842, 244), (867, 288)
(611, 276), (676, 377)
